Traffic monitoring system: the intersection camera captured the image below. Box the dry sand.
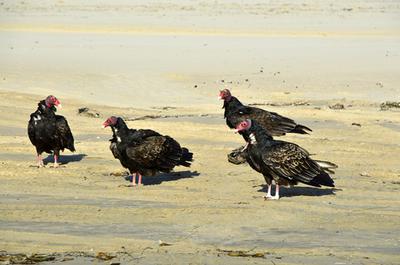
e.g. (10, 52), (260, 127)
(1, 1), (400, 264)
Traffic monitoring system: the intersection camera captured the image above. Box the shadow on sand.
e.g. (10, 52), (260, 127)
(257, 185), (339, 198)
(43, 154), (87, 165)
(124, 170), (200, 185)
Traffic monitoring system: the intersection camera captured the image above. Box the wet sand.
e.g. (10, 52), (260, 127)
(1, 91), (399, 264)
(1, 1), (400, 264)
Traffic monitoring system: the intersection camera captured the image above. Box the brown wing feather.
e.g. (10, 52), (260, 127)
(55, 115), (75, 152)
(110, 140), (120, 159)
(125, 136), (182, 171)
(239, 107), (298, 136)
(261, 142), (320, 184)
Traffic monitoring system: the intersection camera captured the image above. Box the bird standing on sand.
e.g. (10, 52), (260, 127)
(103, 116), (193, 186)
(235, 119), (336, 200)
(218, 89), (312, 164)
(28, 95), (75, 167)
(219, 89), (311, 135)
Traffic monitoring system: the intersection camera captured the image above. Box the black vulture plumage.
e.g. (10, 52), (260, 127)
(219, 89), (312, 165)
(235, 119), (336, 200)
(219, 89), (311, 136)
(103, 116), (193, 186)
(27, 95), (75, 167)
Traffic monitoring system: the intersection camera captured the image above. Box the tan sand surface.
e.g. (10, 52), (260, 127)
(0, 1), (400, 264)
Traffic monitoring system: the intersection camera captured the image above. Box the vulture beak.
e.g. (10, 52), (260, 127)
(218, 90), (223, 100)
(54, 99), (62, 109)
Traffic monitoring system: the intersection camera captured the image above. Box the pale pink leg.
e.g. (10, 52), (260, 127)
(130, 173), (137, 186)
(138, 174), (142, 186)
(54, 154), (59, 168)
(37, 154), (44, 167)
(263, 184), (272, 199)
(270, 184), (280, 200)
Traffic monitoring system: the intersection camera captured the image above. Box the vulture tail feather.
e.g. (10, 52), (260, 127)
(291, 124), (312, 134)
(309, 171), (335, 187)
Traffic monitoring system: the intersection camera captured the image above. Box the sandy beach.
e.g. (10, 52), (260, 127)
(1, 1), (400, 264)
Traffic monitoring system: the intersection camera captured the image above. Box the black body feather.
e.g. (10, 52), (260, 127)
(223, 96), (312, 136)
(109, 118), (193, 176)
(223, 95), (311, 164)
(242, 120), (334, 188)
(28, 100), (75, 158)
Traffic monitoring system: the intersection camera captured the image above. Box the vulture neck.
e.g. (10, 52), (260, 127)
(38, 100), (56, 117)
(223, 96), (243, 116)
(246, 123), (273, 146)
(113, 120), (131, 139)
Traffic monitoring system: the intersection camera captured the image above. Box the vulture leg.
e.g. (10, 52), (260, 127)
(53, 152), (60, 168)
(130, 173), (137, 186)
(138, 173), (143, 186)
(269, 184), (280, 200)
(36, 153), (44, 168)
(263, 184), (273, 199)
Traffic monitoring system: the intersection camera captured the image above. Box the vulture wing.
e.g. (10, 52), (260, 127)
(235, 106), (310, 136)
(109, 138), (120, 159)
(27, 114), (37, 146)
(261, 141), (334, 187)
(56, 115), (75, 152)
(125, 135), (182, 171)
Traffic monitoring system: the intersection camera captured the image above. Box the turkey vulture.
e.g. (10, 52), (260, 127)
(219, 89), (312, 164)
(27, 95), (75, 167)
(103, 116), (193, 186)
(219, 89), (311, 135)
(235, 119), (336, 200)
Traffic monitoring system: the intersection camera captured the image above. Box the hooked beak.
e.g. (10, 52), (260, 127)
(54, 99), (62, 109)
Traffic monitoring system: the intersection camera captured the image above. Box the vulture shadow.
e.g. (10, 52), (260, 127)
(257, 185), (339, 198)
(124, 170), (200, 185)
(43, 154), (87, 165)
